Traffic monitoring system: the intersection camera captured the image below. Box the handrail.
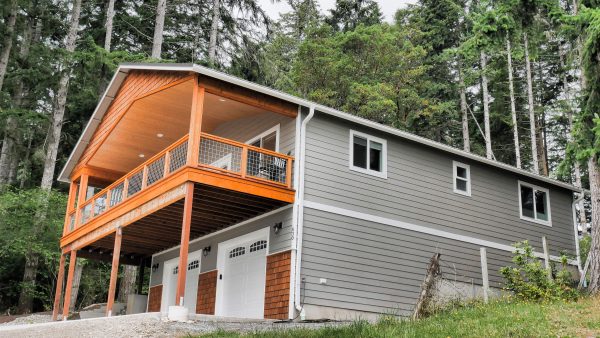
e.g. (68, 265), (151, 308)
(67, 131), (295, 234)
(199, 132), (295, 188)
(72, 134), (189, 230)
(201, 133), (295, 161)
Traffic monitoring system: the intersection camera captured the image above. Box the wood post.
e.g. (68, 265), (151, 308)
(480, 247), (489, 303)
(542, 236), (553, 281)
(62, 250), (77, 320)
(412, 253), (440, 320)
(52, 253), (66, 320)
(106, 227), (123, 316)
(187, 78), (205, 167)
(175, 182), (194, 306)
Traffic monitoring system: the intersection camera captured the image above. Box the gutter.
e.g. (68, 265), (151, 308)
(293, 105), (315, 313)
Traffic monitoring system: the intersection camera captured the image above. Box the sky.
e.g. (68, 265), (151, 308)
(257, 0), (418, 23)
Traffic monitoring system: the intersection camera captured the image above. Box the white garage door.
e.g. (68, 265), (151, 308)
(161, 252), (202, 314)
(216, 229), (269, 319)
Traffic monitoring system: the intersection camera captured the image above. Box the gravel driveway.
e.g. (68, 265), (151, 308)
(0, 313), (349, 338)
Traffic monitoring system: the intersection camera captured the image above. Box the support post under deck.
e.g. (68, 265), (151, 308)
(52, 253), (66, 320)
(62, 250), (77, 320)
(175, 182), (194, 306)
(106, 227), (123, 316)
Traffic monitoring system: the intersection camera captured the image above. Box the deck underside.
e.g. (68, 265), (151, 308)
(77, 183), (288, 264)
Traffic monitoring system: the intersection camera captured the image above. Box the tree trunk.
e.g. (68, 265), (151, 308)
(480, 51), (492, 160)
(39, 0), (82, 190)
(17, 251), (39, 314)
(151, 0), (166, 59)
(69, 264), (83, 312)
(104, 0), (116, 51)
(0, 117), (17, 185)
(506, 36), (521, 168)
(458, 60), (470, 152)
(587, 155), (600, 292)
(208, 0), (220, 65)
(524, 32), (539, 174)
(118, 265), (138, 304)
(0, 0), (17, 92)
(18, 0), (81, 314)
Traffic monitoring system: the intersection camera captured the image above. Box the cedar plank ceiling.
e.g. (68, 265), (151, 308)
(72, 70), (190, 176)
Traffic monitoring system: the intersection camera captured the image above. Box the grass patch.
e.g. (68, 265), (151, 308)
(197, 296), (600, 337)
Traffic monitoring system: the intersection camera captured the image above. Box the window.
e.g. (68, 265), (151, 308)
(188, 260), (199, 270)
(246, 125), (280, 152)
(349, 130), (387, 178)
(229, 246), (246, 258)
(249, 240), (267, 252)
(453, 161), (471, 196)
(518, 181), (551, 226)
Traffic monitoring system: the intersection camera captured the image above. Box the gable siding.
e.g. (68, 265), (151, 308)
(72, 70), (189, 175)
(211, 112), (296, 156)
(300, 113), (575, 315)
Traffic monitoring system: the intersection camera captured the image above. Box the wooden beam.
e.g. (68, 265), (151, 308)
(52, 253), (66, 321)
(200, 76), (298, 118)
(106, 227), (123, 316)
(187, 78), (204, 167)
(62, 250), (78, 320)
(175, 182), (194, 306)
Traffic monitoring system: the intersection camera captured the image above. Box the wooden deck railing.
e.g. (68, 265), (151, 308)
(69, 135), (189, 232)
(66, 132), (294, 235)
(198, 133), (294, 189)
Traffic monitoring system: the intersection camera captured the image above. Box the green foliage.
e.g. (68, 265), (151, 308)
(0, 188), (66, 312)
(197, 297), (600, 337)
(580, 234), (592, 266)
(500, 241), (578, 302)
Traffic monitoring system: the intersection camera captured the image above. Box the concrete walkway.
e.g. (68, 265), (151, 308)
(0, 312), (347, 338)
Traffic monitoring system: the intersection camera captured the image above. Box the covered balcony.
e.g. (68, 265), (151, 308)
(54, 73), (298, 319)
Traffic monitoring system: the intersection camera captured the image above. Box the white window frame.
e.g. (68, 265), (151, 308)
(246, 124), (280, 152)
(452, 161), (471, 196)
(349, 130), (387, 179)
(518, 181), (552, 227)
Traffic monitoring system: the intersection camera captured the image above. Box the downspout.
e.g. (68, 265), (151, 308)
(572, 192), (587, 275)
(293, 105), (315, 313)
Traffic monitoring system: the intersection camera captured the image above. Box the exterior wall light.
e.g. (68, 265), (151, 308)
(202, 246), (211, 257)
(273, 222), (283, 234)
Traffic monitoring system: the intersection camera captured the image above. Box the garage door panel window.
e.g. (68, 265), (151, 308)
(518, 181), (551, 226)
(250, 240), (267, 252)
(229, 247), (246, 258)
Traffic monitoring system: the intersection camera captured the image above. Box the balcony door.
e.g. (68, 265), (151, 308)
(246, 125), (279, 152)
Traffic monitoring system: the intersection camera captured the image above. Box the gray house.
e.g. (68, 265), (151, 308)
(54, 63), (582, 321)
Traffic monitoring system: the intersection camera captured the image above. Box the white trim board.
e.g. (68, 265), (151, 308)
(303, 200), (577, 265)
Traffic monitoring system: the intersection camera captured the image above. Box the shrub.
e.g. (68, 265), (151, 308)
(499, 241), (578, 301)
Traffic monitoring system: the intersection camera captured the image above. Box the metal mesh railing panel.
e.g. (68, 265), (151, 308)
(109, 182), (124, 207)
(94, 193), (107, 216)
(146, 156), (165, 186)
(127, 170), (143, 197)
(69, 213), (75, 231)
(246, 150), (287, 184)
(81, 204), (92, 224)
(169, 141), (188, 173)
(199, 138), (242, 173)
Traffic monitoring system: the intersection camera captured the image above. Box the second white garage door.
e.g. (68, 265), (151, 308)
(215, 228), (269, 319)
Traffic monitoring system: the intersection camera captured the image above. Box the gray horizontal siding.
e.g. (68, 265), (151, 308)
(299, 113), (576, 315)
(150, 206), (293, 286)
(303, 114), (575, 255)
(301, 209), (513, 315)
(211, 112), (295, 156)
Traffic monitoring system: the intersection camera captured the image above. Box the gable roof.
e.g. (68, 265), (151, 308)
(58, 63), (581, 193)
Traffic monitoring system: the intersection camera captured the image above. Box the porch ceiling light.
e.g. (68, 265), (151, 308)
(218, 98), (226, 102)
(156, 133), (164, 138)
(138, 153), (145, 158)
